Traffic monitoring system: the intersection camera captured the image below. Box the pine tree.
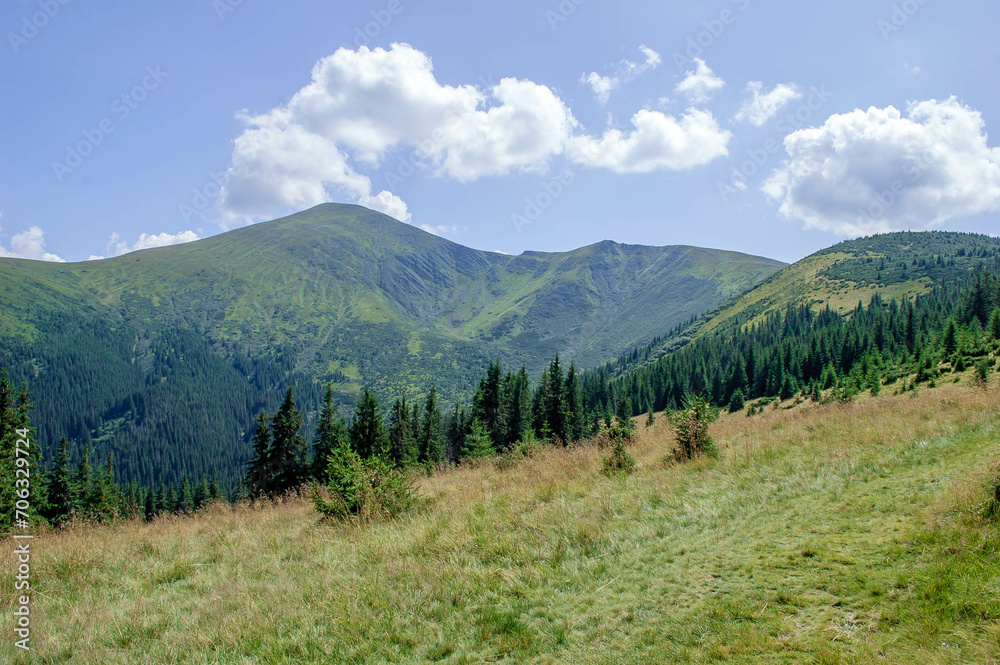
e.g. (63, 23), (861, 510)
(144, 486), (156, 521)
(418, 387), (445, 465)
(194, 474), (210, 509)
(564, 361), (584, 442)
(505, 366), (533, 449)
(350, 388), (390, 460)
(178, 475), (195, 513)
(387, 396), (417, 468)
(269, 387), (308, 494)
(543, 355), (568, 443)
(0, 371), (15, 530)
(461, 417), (494, 460)
(245, 410), (273, 497)
(46, 437), (75, 526)
(208, 468), (222, 501)
(988, 307), (1000, 341)
(943, 320), (958, 355)
(313, 383), (350, 479)
(74, 444), (93, 514)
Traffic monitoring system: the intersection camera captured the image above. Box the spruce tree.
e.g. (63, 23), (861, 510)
(144, 486), (156, 521)
(461, 417), (494, 460)
(314, 383), (350, 479)
(269, 387), (308, 494)
(418, 387), (445, 465)
(505, 366), (533, 449)
(564, 362), (584, 443)
(943, 320), (958, 355)
(208, 468), (222, 501)
(245, 410), (273, 497)
(74, 444), (93, 515)
(989, 307), (1000, 341)
(350, 388), (390, 460)
(388, 396), (417, 468)
(46, 437), (75, 526)
(194, 474), (210, 509)
(178, 475), (195, 513)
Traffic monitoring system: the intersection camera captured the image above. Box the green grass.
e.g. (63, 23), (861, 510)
(3, 382), (999, 663)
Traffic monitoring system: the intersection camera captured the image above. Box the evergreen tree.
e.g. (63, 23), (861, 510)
(46, 437), (75, 526)
(543, 355), (568, 443)
(74, 444), (93, 514)
(144, 486), (156, 521)
(461, 417), (494, 460)
(387, 396), (418, 468)
(989, 307), (1000, 341)
(504, 366), (533, 449)
(208, 468), (222, 501)
(245, 410), (273, 497)
(313, 383), (350, 479)
(178, 474), (195, 513)
(564, 361), (584, 442)
(943, 320), (958, 355)
(194, 474), (210, 509)
(350, 388), (390, 460)
(268, 387), (308, 494)
(418, 387), (445, 465)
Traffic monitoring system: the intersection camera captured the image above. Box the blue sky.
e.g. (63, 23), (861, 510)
(2, 0), (999, 264)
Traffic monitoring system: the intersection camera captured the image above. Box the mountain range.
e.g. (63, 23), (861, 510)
(0, 203), (785, 486)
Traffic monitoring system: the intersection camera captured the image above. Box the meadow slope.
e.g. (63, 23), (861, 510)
(3, 380), (1000, 664)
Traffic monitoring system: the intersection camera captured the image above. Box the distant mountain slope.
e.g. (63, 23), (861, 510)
(0, 204), (784, 486)
(587, 231), (1000, 383)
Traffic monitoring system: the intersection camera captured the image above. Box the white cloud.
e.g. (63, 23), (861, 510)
(675, 59), (725, 105)
(568, 108), (731, 174)
(217, 44), (730, 225)
(582, 72), (618, 105)
(734, 81), (802, 127)
(581, 45), (661, 104)
(101, 230), (201, 257)
(419, 224), (461, 237)
(763, 97), (1000, 236)
(218, 43), (575, 225)
(0, 222), (65, 262)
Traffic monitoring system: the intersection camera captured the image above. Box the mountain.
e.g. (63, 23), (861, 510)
(0, 204), (784, 486)
(592, 231), (1000, 381)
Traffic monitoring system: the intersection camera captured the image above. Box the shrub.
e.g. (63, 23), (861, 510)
(729, 389), (745, 413)
(975, 359), (991, 387)
(494, 432), (541, 470)
(602, 428), (636, 477)
(669, 395), (719, 461)
(314, 446), (416, 522)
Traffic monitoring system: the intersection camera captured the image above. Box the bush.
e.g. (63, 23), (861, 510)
(314, 446), (416, 522)
(602, 429), (636, 477)
(494, 432), (541, 470)
(669, 395), (719, 461)
(728, 389), (745, 413)
(975, 359), (992, 387)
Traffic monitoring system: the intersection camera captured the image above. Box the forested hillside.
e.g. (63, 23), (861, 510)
(0, 204), (783, 488)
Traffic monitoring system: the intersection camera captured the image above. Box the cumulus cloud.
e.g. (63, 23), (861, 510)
(734, 81), (802, 127)
(217, 43), (730, 225)
(92, 230), (201, 259)
(675, 59), (725, 104)
(568, 109), (731, 174)
(581, 45), (662, 104)
(419, 223), (461, 237)
(0, 221), (65, 262)
(218, 43), (574, 225)
(763, 97), (1000, 236)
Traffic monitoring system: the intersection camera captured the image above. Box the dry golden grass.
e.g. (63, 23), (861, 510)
(2, 382), (999, 663)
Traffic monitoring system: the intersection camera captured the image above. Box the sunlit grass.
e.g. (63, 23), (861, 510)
(3, 382), (999, 663)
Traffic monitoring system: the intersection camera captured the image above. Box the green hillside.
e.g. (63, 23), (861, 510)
(589, 232), (1000, 384)
(6, 381), (999, 664)
(0, 204), (784, 487)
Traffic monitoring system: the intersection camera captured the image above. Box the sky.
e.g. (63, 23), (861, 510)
(1, 0), (999, 265)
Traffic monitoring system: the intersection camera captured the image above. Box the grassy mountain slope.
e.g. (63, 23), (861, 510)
(590, 231), (1000, 382)
(0, 204), (784, 486)
(6, 380), (998, 664)
(700, 231), (1000, 336)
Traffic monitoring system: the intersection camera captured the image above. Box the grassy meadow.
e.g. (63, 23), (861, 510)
(3, 379), (1000, 664)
